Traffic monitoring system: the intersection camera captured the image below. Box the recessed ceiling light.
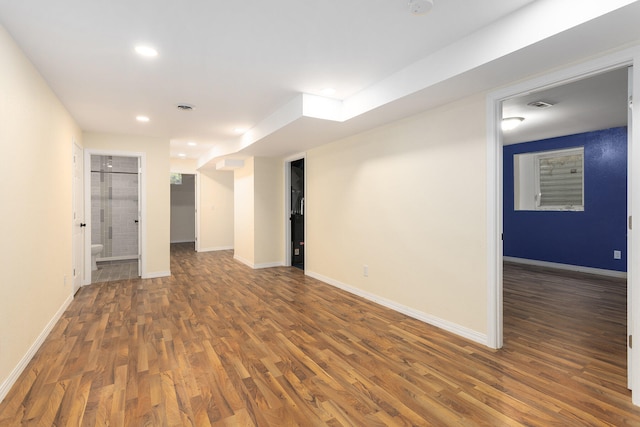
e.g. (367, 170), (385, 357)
(136, 115), (150, 122)
(187, 141), (197, 146)
(178, 153), (187, 157)
(502, 117), (524, 131)
(135, 45), (158, 57)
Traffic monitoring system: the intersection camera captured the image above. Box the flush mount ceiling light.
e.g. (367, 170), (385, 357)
(408, 0), (433, 15)
(136, 115), (150, 122)
(502, 117), (524, 131)
(176, 103), (195, 111)
(134, 45), (158, 58)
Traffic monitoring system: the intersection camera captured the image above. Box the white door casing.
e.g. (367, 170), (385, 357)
(72, 141), (84, 294)
(487, 46), (640, 404)
(84, 149), (146, 281)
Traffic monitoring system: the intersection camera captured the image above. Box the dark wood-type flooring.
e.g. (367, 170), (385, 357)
(1, 244), (639, 425)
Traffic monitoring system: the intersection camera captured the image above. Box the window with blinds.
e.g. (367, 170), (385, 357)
(535, 147), (584, 210)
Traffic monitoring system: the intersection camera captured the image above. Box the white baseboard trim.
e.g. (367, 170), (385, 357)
(305, 270), (488, 346)
(198, 246), (233, 253)
(504, 256), (627, 279)
(0, 294), (74, 402)
(170, 239), (195, 244)
(254, 261), (285, 269)
(233, 255), (284, 269)
(233, 255), (254, 268)
(141, 271), (171, 279)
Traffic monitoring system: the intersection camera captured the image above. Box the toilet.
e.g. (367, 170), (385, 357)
(91, 244), (103, 271)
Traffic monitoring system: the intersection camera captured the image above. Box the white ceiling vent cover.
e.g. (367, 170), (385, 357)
(527, 100), (555, 108)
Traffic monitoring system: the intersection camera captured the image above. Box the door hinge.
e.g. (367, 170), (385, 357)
(630, 334), (633, 349)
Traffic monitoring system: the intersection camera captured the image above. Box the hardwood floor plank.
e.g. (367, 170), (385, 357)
(2, 246), (640, 425)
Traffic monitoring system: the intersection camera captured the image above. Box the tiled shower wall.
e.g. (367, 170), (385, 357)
(91, 155), (139, 260)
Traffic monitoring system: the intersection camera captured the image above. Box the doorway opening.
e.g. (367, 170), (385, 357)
(487, 49), (639, 401)
(290, 158), (305, 270)
(500, 68), (629, 386)
(88, 154), (141, 283)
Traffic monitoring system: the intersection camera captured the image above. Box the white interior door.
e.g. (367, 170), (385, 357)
(72, 142), (84, 294)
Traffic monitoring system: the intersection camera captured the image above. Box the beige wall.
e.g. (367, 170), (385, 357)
(306, 94), (488, 337)
(254, 157), (284, 266)
(83, 132), (171, 277)
(234, 158), (256, 265)
(170, 158), (198, 173)
(233, 157), (285, 267)
(0, 26), (81, 392)
(199, 169), (234, 251)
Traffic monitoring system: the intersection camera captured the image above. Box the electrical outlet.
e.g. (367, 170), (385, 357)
(363, 265), (369, 277)
(614, 250), (622, 260)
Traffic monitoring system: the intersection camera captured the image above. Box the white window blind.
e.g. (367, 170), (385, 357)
(536, 147), (584, 210)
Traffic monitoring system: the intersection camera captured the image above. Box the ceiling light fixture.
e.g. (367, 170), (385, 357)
(178, 153), (187, 158)
(136, 115), (150, 122)
(134, 45), (158, 57)
(187, 141), (197, 146)
(502, 117), (524, 131)
(408, 0), (433, 15)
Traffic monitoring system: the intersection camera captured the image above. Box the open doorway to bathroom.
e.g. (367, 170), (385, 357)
(89, 154), (141, 283)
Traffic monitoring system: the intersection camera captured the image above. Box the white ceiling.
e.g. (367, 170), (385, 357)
(1, 1), (639, 167)
(502, 67), (629, 145)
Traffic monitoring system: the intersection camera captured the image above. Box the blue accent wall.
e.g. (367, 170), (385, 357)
(503, 127), (627, 272)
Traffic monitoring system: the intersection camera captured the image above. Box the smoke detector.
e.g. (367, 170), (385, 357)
(408, 0), (433, 15)
(176, 103), (195, 111)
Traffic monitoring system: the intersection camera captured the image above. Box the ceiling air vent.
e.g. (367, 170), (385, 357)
(527, 100), (554, 108)
(176, 103), (195, 111)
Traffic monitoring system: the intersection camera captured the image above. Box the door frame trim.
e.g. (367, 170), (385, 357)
(486, 45), (640, 403)
(83, 149), (147, 283)
(72, 140), (84, 293)
(284, 152), (306, 268)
